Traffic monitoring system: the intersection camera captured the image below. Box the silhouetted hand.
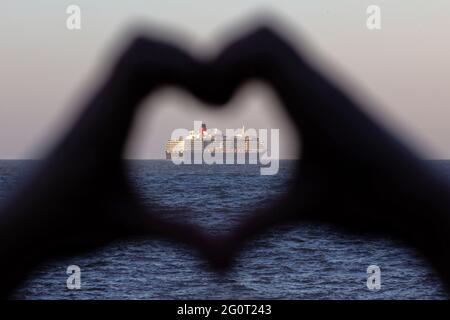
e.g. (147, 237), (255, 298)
(203, 26), (450, 290)
(0, 35), (214, 297)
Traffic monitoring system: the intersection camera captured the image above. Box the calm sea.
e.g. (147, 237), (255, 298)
(0, 160), (448, 299)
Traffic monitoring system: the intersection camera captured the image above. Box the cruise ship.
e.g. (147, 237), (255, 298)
(165, 123), (265, 163)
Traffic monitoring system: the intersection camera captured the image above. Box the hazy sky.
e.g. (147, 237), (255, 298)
(1, 1), (449, 159)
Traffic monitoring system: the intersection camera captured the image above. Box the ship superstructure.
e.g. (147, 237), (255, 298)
(165, 123), (265, 163)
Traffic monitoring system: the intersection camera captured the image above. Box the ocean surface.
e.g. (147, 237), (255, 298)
(0, 160), (448, 300)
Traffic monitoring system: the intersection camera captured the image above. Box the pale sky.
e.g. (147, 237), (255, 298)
(1, 1), (449, 159)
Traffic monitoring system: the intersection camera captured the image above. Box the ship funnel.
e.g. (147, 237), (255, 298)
(200, 122), (207, 136)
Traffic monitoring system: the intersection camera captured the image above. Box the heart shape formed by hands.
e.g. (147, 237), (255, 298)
(2, 20), (450, 296)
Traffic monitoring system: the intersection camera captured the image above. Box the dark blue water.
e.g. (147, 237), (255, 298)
(0, 160), (448, 299)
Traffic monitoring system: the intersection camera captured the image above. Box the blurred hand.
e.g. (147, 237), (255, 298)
(1, 22), (449, 297)
(204, 27), (450, 290)
(0, 34), (211, 297)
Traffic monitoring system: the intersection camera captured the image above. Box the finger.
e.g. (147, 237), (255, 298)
(48, 36), (198, 164)
(226, 179), (315, 256)
(121, 198), (216, 252)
